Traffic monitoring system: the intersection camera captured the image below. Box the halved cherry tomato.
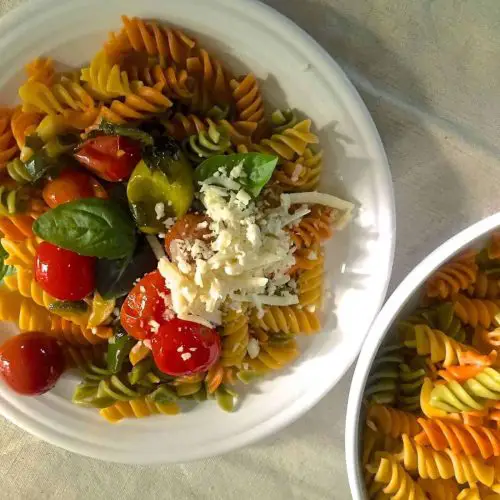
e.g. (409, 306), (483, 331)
(151, 318), (221, 376)
(42, 169), (107, 208)
(74, 135), (141, 182)
(34, 242), (95, 301)
(120, 270), (170, 340)
(164, 213), (212, 258)
(0, 331), (65, 395)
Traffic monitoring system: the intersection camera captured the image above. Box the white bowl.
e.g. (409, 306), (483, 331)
(345, 212), (500, 498)
(0, 0), (394, 463)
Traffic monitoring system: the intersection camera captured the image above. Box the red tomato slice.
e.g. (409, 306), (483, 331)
(42, 169), (107, 208)
(151, 318), (221, 376)
(164, 213), (212, 258)
(74, 135), (141, 182)
(34, 242), (95, 301)
(120, 270), (171, 340)
(0, 331), (65, 395)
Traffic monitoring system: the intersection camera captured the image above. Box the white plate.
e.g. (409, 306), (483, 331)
(0, 0), (394, 463)
(345, 212), (500, 498)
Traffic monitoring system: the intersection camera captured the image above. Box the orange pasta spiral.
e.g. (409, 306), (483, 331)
(426, 250), (478, 299)
(230, 73), (265, 123)
(104, 16), (196, 68)
(24, 57), (55, 86)
(468, 272), (500, 299)
(10, 108), (42, 150)
(288, 205), (333, 250)
(454, 293), (500, 329)
(99, 398), (180, 423)
(0, 108), (19, 167)
(415, 417), (500, 459)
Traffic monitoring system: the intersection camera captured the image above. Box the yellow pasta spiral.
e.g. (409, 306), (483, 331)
(297, 250), (323, 310)
(2, 236), (39, 267)
(95, 83), (173, 124)
(81, 51), (132, 100)
(468, 272), (500, 299)
(104, 16), (196, 68)
(230, 73), (265, 123)
(273, 148), (323, 192)
(253, 119), (319, 162)
(405, 324), (470, 367)
(19, 77), (95, 115)
(454, 294), (500, 329)
(99, 397), (180, 423)
(366, 404), (421, 439)
(252, 305), (321, 335)
(288, 205), (333, 250)
(397, 433), (495, 486)
(426, 250), (478, 299)
(367, 454), (427, 499)
(220, 306), (249, 367)
(416, 478), (460, 500)
(0, 108), (19, 167)
(246, 340), (299, 374)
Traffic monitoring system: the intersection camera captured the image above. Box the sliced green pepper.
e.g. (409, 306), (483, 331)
(106, 327), (136, 373)
(127, 158), (194, 233)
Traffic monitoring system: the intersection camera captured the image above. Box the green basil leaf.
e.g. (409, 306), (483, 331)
(142, 136), (184, 178)
(195, 153), (278, 197)
(33, 198), (136, 259)
(87, 120), (154, 146)
(24, 151), (56, 183)
(96, 237), (157, 299)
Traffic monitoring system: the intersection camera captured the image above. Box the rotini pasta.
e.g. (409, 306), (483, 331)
(230, 73), (265, 124)
(25, 57), (55, 86)
(99, 397), (180, 423)
(297, 250), (323, 311)
(1, 236), (39, 267)
(454, 294), (500, 329)
(245, 340), (299, 374)
(426, 249), (478, 299)
(220, 305), (249, 367)
(251, 305), (320, 335)
(399, 362), (427, 412)
(273, 148), (323, 192)
(417, 478), (460, 500)
(0, 108), (19, 167)
(182, 121), (231, 164)
(366, 404), (421, 438)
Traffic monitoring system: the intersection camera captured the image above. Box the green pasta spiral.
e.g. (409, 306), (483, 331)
(271, 109), (298, 133)
(182, 123), (231, 164)
(365, 344), (403, 405)
(206, 103), (231, 121)
(398, 362), (426, 412)
(0, 185), (29, 215)
(6, 159), (33, 184)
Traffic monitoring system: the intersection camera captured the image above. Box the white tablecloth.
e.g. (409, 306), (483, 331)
(1, 1), (499, 498)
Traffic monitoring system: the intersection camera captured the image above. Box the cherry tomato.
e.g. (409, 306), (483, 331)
(120, 270), (170, 340)
(42, 169), (107, 208)
(74, 135), (141, 182)
(0, 332), (65, 395)
(151, 318), (221, 376)
(34, 242), (95, 301)
(164, 213), (212, 258)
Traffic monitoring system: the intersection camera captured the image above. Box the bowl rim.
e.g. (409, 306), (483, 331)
(0, 0), (395, 463)
(345, 211), (500, 498)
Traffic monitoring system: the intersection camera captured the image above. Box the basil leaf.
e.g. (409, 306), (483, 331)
(142, 136), (184, 178)
(195, 153), (278, 197)
(96, 237), (157, 299)
(33, 198), (136, 259)
(88, 120), (154, 146)
(24, 151), (56, 183)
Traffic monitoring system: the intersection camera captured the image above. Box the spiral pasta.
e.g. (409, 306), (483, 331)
(81, 51), (132, 100)
(62, 345), (110, 380)
(468, 272), (500, 299)
(288, 205), (333, 250)
(405, 324), (471, 367)
(230, 73), (265, 124)
(426, 249), (478, 299)
(399, 363), (427, 412)
(0, 214), (37, 240)
(251, 305), (320, 335)
(99, 397), (180, 423)
(0, 108), (19, 167)
(366, 404), (421, 439)
(416, 478), (460, 500)
(415, 417), (500, 459)
(273, 148), (323, 192)
(246, 340), (299, 374)
(365, 345), (403, 406)
(297, 250), (323, 311)
(25, 57), (55, 86)
(397, 433), (496, 486)
(0, 186), (29, 216)
(183, 122), (231, 164)
(454, 294), (500, 329)
(253, 119), (319, 162)
(104, 16), (196, 68)
(10, 108), (42, 153)
(1, 237), (39, 267)
(19, 77), (95, 115)
(366, 454), (427, 499)
(220, 305), (249, 367)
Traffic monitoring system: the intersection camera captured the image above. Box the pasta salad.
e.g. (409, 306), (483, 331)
(0, 16), (353, 423)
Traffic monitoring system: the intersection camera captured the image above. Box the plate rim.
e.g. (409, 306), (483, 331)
(0, 0), (395, 463)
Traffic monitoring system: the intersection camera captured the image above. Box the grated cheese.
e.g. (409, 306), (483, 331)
(247, 338), (260, 359)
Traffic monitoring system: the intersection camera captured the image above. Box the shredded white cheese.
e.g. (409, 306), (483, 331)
(155, 202), (165, 220)
(247, 338), (260, 359)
